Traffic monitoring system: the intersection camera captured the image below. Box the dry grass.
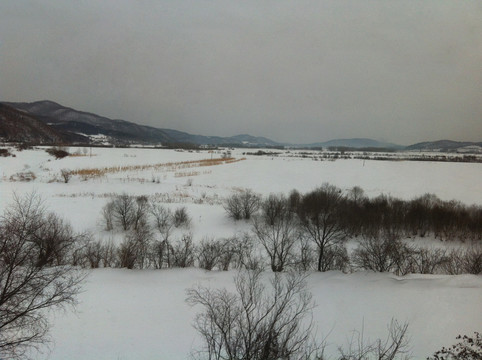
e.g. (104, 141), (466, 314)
(175, 171), (200, 178)
(69, 157), (244, 179)
(69, 153), (97, 157)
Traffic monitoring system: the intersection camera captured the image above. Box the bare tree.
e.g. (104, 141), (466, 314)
(171, 233), (196, 268)
(197, 237), (225, 271)
(224, 190), (261, 221)
(347, 186), (366, 206)
(297, 184), (347, 272)
(338, 319), (411, 360)
(60, 168), (71, 183)
(224, 193), (244, 220)
(30, 212), (82, 268)
(428, 332), (481, 360)
(101, 201), (115, 231)
(173, 206), (191, 228)
(252, 194), (300, 272)
(132, 195), (150, 231)
(112, 194), (136, 231)
(117, 222), (152, 269)
(0, 192), (84, 359)
(351, 233), (410, 274)
(150, 204), (174, 268)
(261, 193), (289, 226)
(187, 270), (324, 360)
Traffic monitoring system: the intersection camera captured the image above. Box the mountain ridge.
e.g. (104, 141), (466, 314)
(1, 100), (480, 151)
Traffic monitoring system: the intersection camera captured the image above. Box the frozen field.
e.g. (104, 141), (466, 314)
(1, 146), (481, 359)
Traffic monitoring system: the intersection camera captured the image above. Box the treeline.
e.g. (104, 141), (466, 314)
(83, 187), (481, 275)
(2, 188), (480, 276)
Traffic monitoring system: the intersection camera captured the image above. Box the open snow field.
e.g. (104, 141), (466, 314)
(1, 147), (481, 359)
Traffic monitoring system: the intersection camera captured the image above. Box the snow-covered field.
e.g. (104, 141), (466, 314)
(1, 146), (481, 359)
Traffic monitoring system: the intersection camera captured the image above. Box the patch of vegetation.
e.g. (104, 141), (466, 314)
(0, 148), (14, 157)
(46, 147), (70, 159)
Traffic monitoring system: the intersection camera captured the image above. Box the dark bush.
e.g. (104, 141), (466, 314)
(197, 237), (225, 270)
(428, 332), (482, 360)
(46, 147), (69, 159)
(173, 207), (191, 228)
(224, 190), (261, 220)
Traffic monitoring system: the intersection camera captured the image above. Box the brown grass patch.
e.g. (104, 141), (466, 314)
(69, 157), (245, 179)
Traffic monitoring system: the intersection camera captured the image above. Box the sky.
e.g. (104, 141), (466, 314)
(0, 1), (481, 145)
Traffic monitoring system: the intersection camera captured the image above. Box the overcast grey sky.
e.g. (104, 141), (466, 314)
(1, 1), (481, 145)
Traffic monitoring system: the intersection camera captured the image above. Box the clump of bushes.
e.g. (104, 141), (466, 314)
(223, 189), (261, 220)
(46, 147), (70, 159)
(0, 148), (14, 157)
(10, 171), (36, 182)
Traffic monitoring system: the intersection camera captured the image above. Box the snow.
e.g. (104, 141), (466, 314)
(46, 269), (482, 360)
(1, 146), (481, 359)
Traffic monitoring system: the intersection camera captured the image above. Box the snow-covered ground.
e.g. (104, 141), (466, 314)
(1, 146), (481, 359)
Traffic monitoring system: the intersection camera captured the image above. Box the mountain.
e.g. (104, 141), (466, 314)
(4, 100), (478, 151)
(4, 100), (173, 145)
(0, 103), (88, 144)
(406, 140), (482, 152)
(2, 100), (282, 147)
(302, 138), (402, 149)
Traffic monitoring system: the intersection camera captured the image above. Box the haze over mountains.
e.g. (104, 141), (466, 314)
(1, 100), (481, 152)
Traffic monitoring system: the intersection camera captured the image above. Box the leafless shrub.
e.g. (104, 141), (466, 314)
(224, 189), (261, 220)
(297, 236), (316, 271)
(173, 206), (191, 228)
(408, 248), (448, 274)
(297, 183), (346, 271)
(150, 204), (173, 234)
(322, 244), (350, 273)
(105, 194), (151, 232)
(187, 270), (324, 360)
(338, 319), (411, 360)
(443, 246), (482, 275)
(45, 147), (69, 159)
(102, 201), (115, 231)
(351, 233), (409, 274)
(227, 234), (263, 271)
(252, 203), (300, 272)
(112, 194), (136, 231)
(117, 236), (138, 269)
(149, 238), (173, 269)
(133, 196), (150, 231)
(428, 332), (482, 360)
(0, 148), (13, 157)
(119, 221), (153, 269)
(9, 171), (36, 182)
(197, 237), (225, 271)
(171, 233), (196, 268)
(84, 240), (103, 268)
(100, 240), (117, 268)
(60, 168), (71, 183)
(150, 204), (175, 268)
(216, 237), (244, 271)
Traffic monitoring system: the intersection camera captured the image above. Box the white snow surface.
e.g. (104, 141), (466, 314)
(1, 147), (481, 359)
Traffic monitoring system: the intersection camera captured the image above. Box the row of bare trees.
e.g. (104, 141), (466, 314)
(224, 185), (481, 274)
(76, 190), (480, 274)
(225, 185), (482, 243)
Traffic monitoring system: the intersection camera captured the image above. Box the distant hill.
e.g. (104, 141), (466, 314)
(0, 103), (87, 144)
(2, 100), (479, 152)
(302, 138), (402, 149)
(406, 140), (482, 153)
(2, 100), (282, 147)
